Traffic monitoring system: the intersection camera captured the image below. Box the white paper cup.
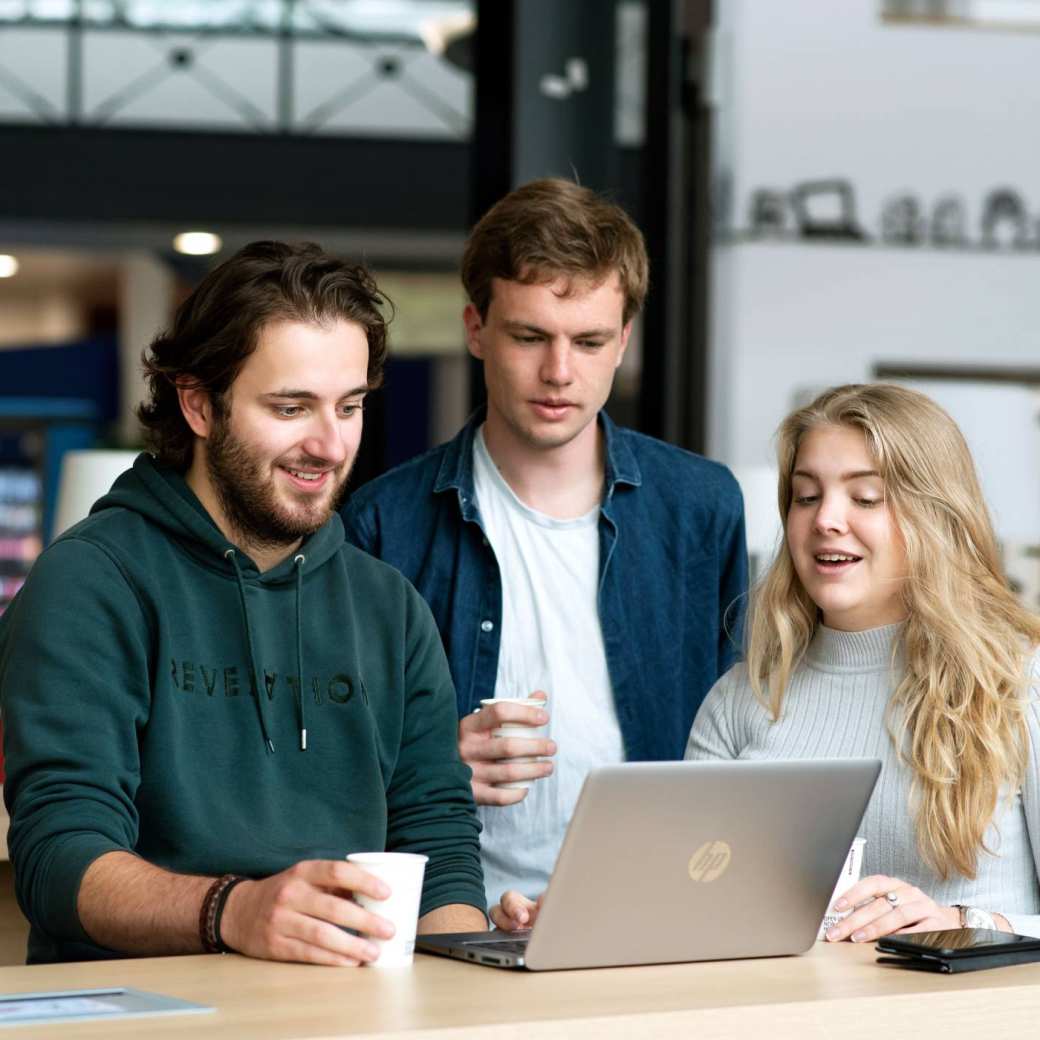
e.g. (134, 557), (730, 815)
(347, 852), (428, 967)
(480, 697), (549, 789)
(818, 837), (866, 940)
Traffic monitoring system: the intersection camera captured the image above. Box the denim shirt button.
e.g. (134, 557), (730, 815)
(480, 619), (494, 633)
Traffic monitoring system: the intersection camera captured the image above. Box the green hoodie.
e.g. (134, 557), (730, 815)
(0, 455), (485, 963)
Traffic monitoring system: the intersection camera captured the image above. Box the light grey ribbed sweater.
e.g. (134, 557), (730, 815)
(685, 623), (1040, 937)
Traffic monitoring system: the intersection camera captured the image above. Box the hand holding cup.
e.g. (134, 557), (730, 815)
(219, 858), (397, 966)
(457, 691), (556, 806)
(347, 852), (428, 967)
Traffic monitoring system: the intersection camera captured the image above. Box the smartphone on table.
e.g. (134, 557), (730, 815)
(876, 929), (1040, 973)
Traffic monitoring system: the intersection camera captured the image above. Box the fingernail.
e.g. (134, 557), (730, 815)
(536, 711), (548, 723)
(365, 943), (381, 960)
(834, 898), (848, 911)
(382, 922), (396, 939)
(376, 882), (390, 898)
(826, 927), (839, 941)
(851, 931), (865, 943)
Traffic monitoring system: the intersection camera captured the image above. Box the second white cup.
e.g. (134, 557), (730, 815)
(347, 852), (428, 967)
(480, 696), (549, 789)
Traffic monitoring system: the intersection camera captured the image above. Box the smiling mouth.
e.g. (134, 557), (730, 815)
(814, 553), (862, 570)
(281, 465), (335, 489)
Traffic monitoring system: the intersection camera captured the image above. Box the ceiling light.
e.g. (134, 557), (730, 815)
(0, 255), (19, 278)
(173, 231), (222, 256)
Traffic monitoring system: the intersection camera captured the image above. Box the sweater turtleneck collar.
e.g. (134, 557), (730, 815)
(805, 621), (905, 673)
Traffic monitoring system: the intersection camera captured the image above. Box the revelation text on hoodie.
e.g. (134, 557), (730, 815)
(169, 659), (366, 706)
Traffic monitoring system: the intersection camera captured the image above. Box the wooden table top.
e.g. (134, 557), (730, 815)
(2, 940), (1039, 1039)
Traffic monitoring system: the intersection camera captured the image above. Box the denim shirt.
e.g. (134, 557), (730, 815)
(342, 411), (748, 762)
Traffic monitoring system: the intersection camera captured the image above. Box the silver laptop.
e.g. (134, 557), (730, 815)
(417, 758), (881, 970)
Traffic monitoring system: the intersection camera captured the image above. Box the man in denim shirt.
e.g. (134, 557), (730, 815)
(343, 179), (747, 908)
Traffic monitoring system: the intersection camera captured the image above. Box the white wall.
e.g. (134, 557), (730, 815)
(714, 241), (1040, 466)
(897, 378), (1040, 542)
(722, 0), (1040, 229)
(709, 0), (1040, 543)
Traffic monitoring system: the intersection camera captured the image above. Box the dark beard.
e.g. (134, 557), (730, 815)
(205, 413), (350, 553)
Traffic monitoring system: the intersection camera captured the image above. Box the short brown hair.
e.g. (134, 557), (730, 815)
(138, 241), (390, 470)
(461, 178), (648, 325)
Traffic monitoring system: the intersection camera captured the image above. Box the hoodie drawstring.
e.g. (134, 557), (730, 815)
(224, 548), (276, 754)
(293, 554), (307, 751)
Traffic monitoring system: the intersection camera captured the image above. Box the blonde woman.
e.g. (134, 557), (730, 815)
(493, 384), (1040, 940)
(683, 383), (1040, 942)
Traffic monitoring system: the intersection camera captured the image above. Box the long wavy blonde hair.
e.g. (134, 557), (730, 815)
(748, 383), (1040, 879)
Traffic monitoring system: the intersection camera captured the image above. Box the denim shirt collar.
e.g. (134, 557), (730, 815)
(432, 408), (642, 520)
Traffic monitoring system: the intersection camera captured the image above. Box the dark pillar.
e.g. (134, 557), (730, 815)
(470, 0), (619, 409)
(639, 0), (713, 453)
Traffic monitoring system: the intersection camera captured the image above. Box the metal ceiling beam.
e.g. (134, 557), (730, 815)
(0, 126), (471, 233)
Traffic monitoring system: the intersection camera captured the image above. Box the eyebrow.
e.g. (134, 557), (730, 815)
(502, 320), (615, 339)
(262, 387), (370, 401)
(792, 468), (881, 481)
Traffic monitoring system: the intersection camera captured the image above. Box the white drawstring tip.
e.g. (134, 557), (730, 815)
(300, 728), (307, 751)
(266, 738), (275, 754)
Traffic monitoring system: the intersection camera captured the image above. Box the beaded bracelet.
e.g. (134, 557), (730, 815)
(200, 874), (247, 954)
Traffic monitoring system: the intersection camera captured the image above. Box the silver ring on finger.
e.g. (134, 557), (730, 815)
(885, 890), (900, 908)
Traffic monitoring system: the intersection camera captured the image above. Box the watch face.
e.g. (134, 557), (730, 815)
(964, 907), (995, 930)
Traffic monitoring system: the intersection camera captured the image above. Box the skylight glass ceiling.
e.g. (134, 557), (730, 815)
(0, 0), (475, 136)
(0, 0), (473, 41)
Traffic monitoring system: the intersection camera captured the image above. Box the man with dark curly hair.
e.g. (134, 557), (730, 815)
(0, 241), (486, 965)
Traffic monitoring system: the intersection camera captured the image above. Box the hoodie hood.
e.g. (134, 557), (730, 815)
(92, 453), (346, 583)
(90, 452), (348, 753)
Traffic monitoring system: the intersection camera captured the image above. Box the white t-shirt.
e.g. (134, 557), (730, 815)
(472, 427), (624, 905)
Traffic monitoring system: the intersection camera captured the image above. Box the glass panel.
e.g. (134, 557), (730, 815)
(0, 28), (65, 122)
(293, 1), (474, 43)
(82, 30), (278, 129)
(0, 0), (474, 37)
(294, 38), (470, 138)
(0, 0), (475, 137)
